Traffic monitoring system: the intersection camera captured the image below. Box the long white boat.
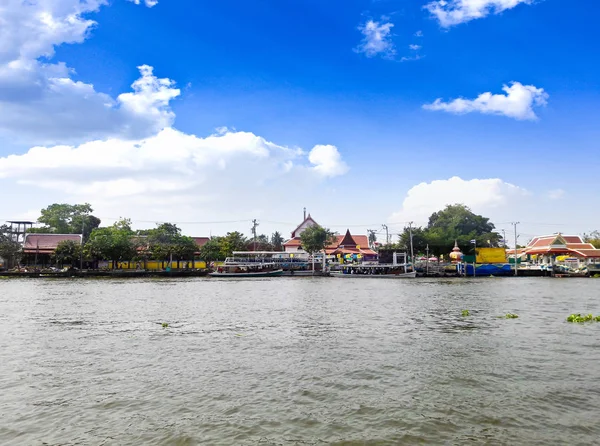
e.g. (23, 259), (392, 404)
(209, 262), (284, 278)
(331, 264), (416, 279)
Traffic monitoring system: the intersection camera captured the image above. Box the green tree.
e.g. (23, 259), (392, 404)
(300, 225), (336, 271)
(397, 226), (429, 257)
(423, 204), (501, 256)
(271, 231), (285, 251)
(85, 219), (136, 268)
(0, 225), (21, 269)
(219, 232), (247, 258)
(33, 203), (101, 240)
(199, 237), (224, 262)
(53, 240), (82, 267)
(583, 231), (600, 248)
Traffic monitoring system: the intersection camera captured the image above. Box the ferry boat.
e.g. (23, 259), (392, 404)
(209, 262), (284, 278)
(223, 251), (328, 276)
(330, 263), (416, 279)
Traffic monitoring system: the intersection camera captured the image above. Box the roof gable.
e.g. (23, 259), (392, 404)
(338, 230), (357, 247)
(291, 214), (319, 238)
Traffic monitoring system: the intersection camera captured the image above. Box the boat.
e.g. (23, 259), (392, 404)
(209, 262), (284, 278)
(330, 264), (416, 279)
(222, 251), (327, 276)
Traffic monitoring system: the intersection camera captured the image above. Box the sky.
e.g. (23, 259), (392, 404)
(1, 0), (599, 248)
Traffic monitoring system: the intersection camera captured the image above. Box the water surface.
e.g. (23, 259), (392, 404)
(1, 277), (599, 445)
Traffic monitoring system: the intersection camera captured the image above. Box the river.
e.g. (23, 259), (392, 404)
(1, 277), (599, 445)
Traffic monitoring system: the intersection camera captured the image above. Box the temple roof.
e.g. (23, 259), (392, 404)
(23, 234), (82, 254)
(523, 233), (600, 258)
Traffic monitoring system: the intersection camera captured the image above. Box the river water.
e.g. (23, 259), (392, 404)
(1, 277), (599, 445)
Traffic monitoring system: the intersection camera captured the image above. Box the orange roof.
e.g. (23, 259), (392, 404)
(23, 234), (82, 254)
(283, 237), (302, 247)
(523, 233), (599, 257)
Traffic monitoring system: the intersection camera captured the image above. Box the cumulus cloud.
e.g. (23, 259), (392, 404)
(423, 82), (548, 120)
(409, 44), (422, 51)
(547, 189), (566, 200)
(389, 176), (528, 224)
(0, 0), (175, 146)
(0, 128), (349, 224)
(128, 0), (158, 6)
(354, 19), (396, 58)
(308, 145), (349, 177)
(425, 0), (533, 27)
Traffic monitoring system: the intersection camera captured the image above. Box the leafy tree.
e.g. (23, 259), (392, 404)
(368, 231), (377, 248)
(0, 225), (21, 269)
(219, 232), (247, 258)
(249, 234), (272, 251)
(423, 204), (501, 256)
(199, 237), (224, 262)
(300, 225), (336, 271)
(85, 219), (136, 268)
(53, 240), (82, 267)
(583, 231), (600, 249)
(271, 231), (285, 251)
(397, 226), (428, 257)
(33, 203), (101, 240)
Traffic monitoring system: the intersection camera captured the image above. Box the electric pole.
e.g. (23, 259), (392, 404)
(512, 222), (520, 276)
(502, 229), (506, 248)
(381, 224), (389, 246)
(80, 218), (85, 270)
(408, 221), (415, 267)
(251, 219), (259, 251)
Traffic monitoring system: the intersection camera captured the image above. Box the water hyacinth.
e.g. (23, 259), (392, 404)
(461, 310), (470, 317)
(162, 322), (169, 328)
(505, 313), (519, 319)
(566, 313), (594, 323)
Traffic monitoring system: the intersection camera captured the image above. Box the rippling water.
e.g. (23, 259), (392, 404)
(1, 277), (600, 445)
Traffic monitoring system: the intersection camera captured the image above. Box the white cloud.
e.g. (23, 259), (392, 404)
(423, 82), (548, 120)
(547, 189), (566, 200)
(0, 128), (349, 229)
(409, 44), (422, 50)
(414, 30), (424, 37)
(128, 0), (158, 6)
(0, 0), (174, 146)
(354, 19), (396, 58)
(425, 0), (533, 27)
(389, 176), (528, 225)
(308, 145), (349, 177)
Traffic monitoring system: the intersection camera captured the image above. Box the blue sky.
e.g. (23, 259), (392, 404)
(0, 0), (598, 246)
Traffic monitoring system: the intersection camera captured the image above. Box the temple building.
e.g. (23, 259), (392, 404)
(22, 233), (83, 266)
(522, 233), (600, 264)
(283, 213), (377, 261)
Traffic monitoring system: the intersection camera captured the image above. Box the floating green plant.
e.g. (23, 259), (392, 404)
(505, 313), (519, 319)
(461, 310), (470, 317)
(566, 313), (594, 323)
(162, 322), (169, 328)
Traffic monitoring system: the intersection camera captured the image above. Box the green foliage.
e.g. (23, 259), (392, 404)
(85, 219), (136, 266)
(0, 225), (22, 267)
(504, 313), (519, 319)
(271, 231), (285, 251)
(35, 203), (101, 240)
(199, 237), (224, 261)
(162, 323), (169, 328)
(299, 225), (336, 255)
(143, 223), (199, 264)
(461, 309), (470, 317)
(396, 204), (501, 256)
(583, 230), (600, 249)
(53, 240), (82, 267)
(567, 313), (595, 323)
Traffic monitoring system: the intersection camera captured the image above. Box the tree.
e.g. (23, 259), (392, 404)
(368, 231), (377, 248)
(423, 204), (501, 256)
(397, 226), (428, 256)
(271, 231), (285, 251)
(0, 225), (21, 269)
(85, 219), (136, 268)
(300, 225), (336, 271)
(53, 240), (82, 267)
(33, 203), (101, 240)
(583, 231), (600, 249)
(199, 237), (224, 262)
(219, 232), (247, 258)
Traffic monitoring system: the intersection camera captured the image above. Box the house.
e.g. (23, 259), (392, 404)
(282, 212), (377, 261)
(521, 233), (600, 264)
(21, 234), (83, 266)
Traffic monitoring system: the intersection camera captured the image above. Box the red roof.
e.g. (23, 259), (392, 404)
(23, 234), (82, 254)
(192, 237), (210, 248)
(523, 234), (600, 258)
(283, 237), (302, 247)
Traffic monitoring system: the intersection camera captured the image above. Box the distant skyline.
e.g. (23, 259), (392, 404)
(1, 0), (599, 248)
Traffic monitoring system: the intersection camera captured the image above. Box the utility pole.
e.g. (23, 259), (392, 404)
(502, 229), (507, 248)
(512, 222), (520, 276)
(381, 224), (389, 246)
(367, 229), (377, 249)
(80, 219), (84, 270)
(251, 219), (259, 251)
(426, 243), (429, 276)
(408, 221), (415, 268)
